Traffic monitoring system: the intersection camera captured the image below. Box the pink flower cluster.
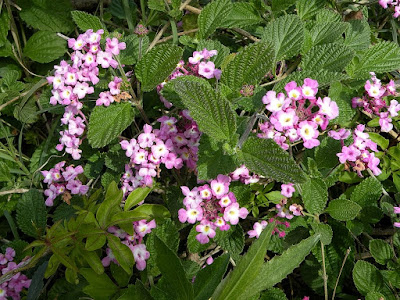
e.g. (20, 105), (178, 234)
(0, 248), (31, 300)
(258, 78), (339, 150)
(394, 206), (400, 227)
(178, 174), (250, 244)
(379, 0), (400, 18)
(352, 73), (400, 133)
(41, 161), (89, 206)
(102, 220), (156, 271)
(157, 49), (221, 108)
(330, 125), (381, 176)
(47, 29), (126, 159)
(121, 111), (200, 196)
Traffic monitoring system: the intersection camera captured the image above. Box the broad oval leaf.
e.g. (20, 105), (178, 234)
(71, 10), (107, 32)
(124, 186), (152, 211)
(88, 102), (135, 148)
(326, 199), (361, 221)
(137, 44), (183, 91)
(369, 239), (393, 265)
(24, 31), (66, 63)
(353, 260), (385, 295)
(240, 137), (306, 184)
(96, 182), (123, 228)
(197, 0), (232, 39)
(300, 177), (328, 215)
(107, 234), (134, 274)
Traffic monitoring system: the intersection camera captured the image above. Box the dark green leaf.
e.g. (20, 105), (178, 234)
(198, 0), (232, 39)
(80, 268), (119, 300)
(24, 31), (66, 63)
(350, 177), (382, 207)
(369, 239), (393, 265)
(300, 177), (328, 215)
(326, 199), (361, 221)
(96, 181), (123, 228)
(71, 11), (106, 32)
(107, 234), (134, 274)
(16, 189), (46, 237)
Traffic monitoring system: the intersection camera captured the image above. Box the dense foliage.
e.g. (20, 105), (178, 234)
(2, 0), (400, 299)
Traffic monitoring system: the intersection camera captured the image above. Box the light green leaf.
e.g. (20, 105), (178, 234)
(353, 260), (385, 295)
(326, 199), (361, 221)
(24, 31), (66, 63)
(88, 102), (134, 148)
(96, 181), (123, 228)
(328, 81), (356, 125)
(107, 234), (134, 274)
(198, 0), (232, 39)
(169, 76), (237, 144)
(0, 161), (11, 182)
(71, 10), (106, 32)
(311, 223), (332, 245)
(300, 177), (328, 215)
(242, 234), (320, 299)
(369, 239), (393, 265)
(308, 22), (348, 47)
(344, 19), (371, 51)
(16, 189), (46, 238)
(346, 41), (400, 79)
(120, 35), (149, 65)
(302, 43), (354, 72)
(154, 236), (194, 300)
(221, 42), (274, 91)
(221, 2), (262, 29)
(86, 234), (107, 251)
(367, 132), (389, 150)
(262, 14), (304, 62)
(81, 248), (104, 275)
(213, 224), (274, 300)
(137, 44), (183, 91)
(80, 268), (119, 300)
(148, 0), (165, 11)
(260, 288), (288, 300)
(194, 254), (229, 300)
(350, 176), (382, 207)
(0, 10), (10, 47)
(315, 9), (341, 23)
(296, 0), (325, 20)
(240, 137), (307, 184)
(124, 187), (152, 211)
(271, 0), (296, 12)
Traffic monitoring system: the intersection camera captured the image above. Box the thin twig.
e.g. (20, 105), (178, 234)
(157, 28), (199, 44)
(332, 248), (351, 300)
(231, 28), (260, 42)
(0, 188), (30, 196)
(321, 241), (328, 300)
(184, 4), (201, 14)
(147, 22), (170, 52)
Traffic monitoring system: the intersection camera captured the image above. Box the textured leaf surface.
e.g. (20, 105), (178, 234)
(296, 0), (325, 20)
(369, 239), (393, 265)
(221, 2), (262, 28)
(120, 35), (149, 65)
(154, 236), (194, 300)
(241, 137), (306, 184)
(262, 14), (304, 62)
(24, 32), (66, 63)
(0, 11), (10, 47)
(344, 20), (371, 51)
(88, 102), (134, 148)
(350, 177), (382, 207)
(302, 43), (354, 72)
(326, 199), (361, 221)
(242, 234), (320, 299)
(16, 189), (46, 237)
(271, 0), (296, 12)
(187, 226), (212, 254)
(213, 224), (274, 300)
(314, 137), (342, 169)
(71, 10), (106, 32)
(198, 0), (232, 39)
(107, 235), (134, 274)
(353, 261), (385, 295)
(308, 22), (348, 47)
(170, 76), (237, 143)
(137, 44), (183, 91)
(197, 40), (230, 68)
(194, 254), (229, 300)
(328, 81), (356, 125)
(80, 268), (118, 300)
(300, 177), (328, 215)
(214, 225), (245, 261)
(221, 42), (274, 91)
(346, 41), (400, 79)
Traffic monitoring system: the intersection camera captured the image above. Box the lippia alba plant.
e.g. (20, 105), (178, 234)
(2, 0), (400, 299)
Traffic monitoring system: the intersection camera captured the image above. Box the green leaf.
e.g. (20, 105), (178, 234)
(214, 225), (245, 261)
(353, 260), (385, 295)
(213, 224), (274, 300)
(242, 234), (320, 299)
(311, 223), (332, 245)
(350, 177), (382, 207)
(96, 181), (123, 228)
(194, 254), (229, 300)
(326, 199), (361, 221)
(24, 31), (66, 63)
(366, 292), (385, 300)
(369, 239), (393, 265)
(300, 177), (328, 215)
(367, 132), (389, 150)
(240, 137), (307, 184)
(271, 0), (296, 12)
(0, 10), (10, 47)
(344, 20), (371, 51)
(107, 235), (134, 274)
(314, 137), (342, 169)
(120, 35), (149, 65)
(136, 44), (183, 91)
(169, 76), (237, 144)
(86, 234), (106, 251)
(187, 226), (212, 254)
(0, 161), (11, 182)
(198, 0), (232, 39)
(302, 43), (354, 72)
(19, 0), (74, 33)
(346, 41), (400, 79)
(124, 187), (152, 211)
(71, 11), (106, 32)
(148, 0), (165, 11)
(51, 246), (78, 271)
(296, 0), (325, 20)
(27, 261), (48, 300)
(80, 268), (119, 300)
(315, 9), (341, 23)
(197, 135), (239, 180)
(221, 2), (262, 29)
(221, 42), (274, 91)
(328, 81), (356, 125)
(262, 14), (304, 62)
(16, 189), (46, 237)
(154, 236), (194, 300)
(88, 102), (134, 148)
(118, 281), (153, 300)
(197, 40), (230, 68)
(308, 22), (348, 47)
(81, 248), (104, 275)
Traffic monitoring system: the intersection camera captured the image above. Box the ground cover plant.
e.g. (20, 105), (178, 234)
(2, 0), (400, 299)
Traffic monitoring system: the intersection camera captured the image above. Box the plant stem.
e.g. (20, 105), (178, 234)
(147, 22), (170, 52)
(332, 248), (351, 300)
(321, 241), (329, 300)
(156, 28), (199, 44)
